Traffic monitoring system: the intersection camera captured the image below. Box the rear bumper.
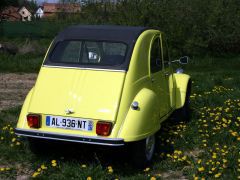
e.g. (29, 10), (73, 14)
(15, 128), (125, 146)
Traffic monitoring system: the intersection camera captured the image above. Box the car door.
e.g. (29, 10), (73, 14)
(149, 34), (169, 118)
(161, 34), (174, 111)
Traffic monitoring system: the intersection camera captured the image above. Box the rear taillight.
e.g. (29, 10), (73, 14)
(96, 121), (112, 136)
(27, 114), (41, 128)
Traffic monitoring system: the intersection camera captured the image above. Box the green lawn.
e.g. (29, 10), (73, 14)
(0, 56), (240, 179)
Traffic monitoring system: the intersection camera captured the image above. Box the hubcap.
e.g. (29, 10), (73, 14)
(145, 135), (155, 161)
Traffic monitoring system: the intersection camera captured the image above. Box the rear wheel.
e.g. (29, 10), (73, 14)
(130, 134), (156, 168)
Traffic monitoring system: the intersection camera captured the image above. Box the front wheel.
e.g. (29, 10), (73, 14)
(130, 134), (156, 168)
(174, 81), (191, 122)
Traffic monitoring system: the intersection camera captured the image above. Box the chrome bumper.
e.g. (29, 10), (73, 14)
(15, 128), (125, 146)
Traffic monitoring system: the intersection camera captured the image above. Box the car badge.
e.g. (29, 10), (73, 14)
(65, 108), (74, 114)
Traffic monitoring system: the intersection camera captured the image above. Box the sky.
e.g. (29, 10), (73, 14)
(36, 0), (59, 5)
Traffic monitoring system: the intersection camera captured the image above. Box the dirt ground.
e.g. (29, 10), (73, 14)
(0, 73), (37, 111)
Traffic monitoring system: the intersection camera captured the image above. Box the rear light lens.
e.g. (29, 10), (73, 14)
(96, 121), (112, 136)
(27, 114), (41, 128)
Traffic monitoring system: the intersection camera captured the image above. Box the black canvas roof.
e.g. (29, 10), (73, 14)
(44, 25), (158, 70)
(55, 25), (149, 44)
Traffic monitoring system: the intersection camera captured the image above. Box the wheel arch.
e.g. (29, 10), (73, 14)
(118, 88), (160, 142)
(174, 73), (191, 109)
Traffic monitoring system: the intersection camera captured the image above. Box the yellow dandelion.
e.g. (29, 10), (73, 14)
(214, 173), (221, 178)
(150, 177), (156, 180)
(81, 164), (87, 168)
(41, 164), (47, 170)
(231, 132), (238, 137)
(144, 167), (150, 172)
(86, 177), (92, 180)
(108, 168), (113, 173)
(16, 142), (21, 146)
(198, 167), (205, 172)
(223, 159), (227, 163)
(32, 172), (40, 178)
(182, 156), (187, 161)
(52, 163), (57, 167)
(51, 160), (56, 164)
(0, 168), (5, 171)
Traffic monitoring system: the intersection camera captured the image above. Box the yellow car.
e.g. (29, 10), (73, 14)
(15, 25), (191, 166)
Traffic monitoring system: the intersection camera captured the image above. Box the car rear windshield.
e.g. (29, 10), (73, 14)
(47, 40), (127, 67)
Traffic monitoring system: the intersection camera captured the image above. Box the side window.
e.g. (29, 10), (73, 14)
(150, 37), (162, 73)
(161, 35), (170, 68)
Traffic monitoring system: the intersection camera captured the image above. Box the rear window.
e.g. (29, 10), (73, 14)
(48, 40), (127, 67)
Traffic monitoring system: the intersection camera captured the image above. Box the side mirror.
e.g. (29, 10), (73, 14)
(179, 56), (189, 64)
(171, 56), (189, 64)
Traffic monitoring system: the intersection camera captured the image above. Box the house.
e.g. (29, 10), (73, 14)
(0, 6), (21, 21)
(35, 7), (44, 18)
(43, 3), (81, 17)
(18, 6), (32, 21)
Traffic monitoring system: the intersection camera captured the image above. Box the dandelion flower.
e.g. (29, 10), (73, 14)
(198, 167), (205, 172)
(16, 142), (21, 146)
(41, 164), (47, 170)
(81, 164), (87, 168)
(144, 167), (150, 172)
(32, 172), (40, 178)
(86, 177), (92, 180)
(214, 173), (221, 178)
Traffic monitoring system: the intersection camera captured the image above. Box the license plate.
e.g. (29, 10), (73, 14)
(46, 116), (93, 131)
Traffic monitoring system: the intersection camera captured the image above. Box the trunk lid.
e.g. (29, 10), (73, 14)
(28, 67), (125, 121)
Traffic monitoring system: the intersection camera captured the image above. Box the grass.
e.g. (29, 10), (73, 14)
(0, 53), (43, 73)
(0, 56), (240, 179)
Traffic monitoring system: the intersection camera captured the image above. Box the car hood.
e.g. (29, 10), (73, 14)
(28, 67), (125, 121)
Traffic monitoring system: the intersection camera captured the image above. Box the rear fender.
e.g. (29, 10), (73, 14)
(118, 88), (160, 142)
(174, 73), (191, 109)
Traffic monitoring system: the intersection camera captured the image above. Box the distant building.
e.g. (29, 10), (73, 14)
(43, 3), (81, 18)
(35, 7), (44, 18)
(0, 6), (21, 21)
(18, 6), (32, 21)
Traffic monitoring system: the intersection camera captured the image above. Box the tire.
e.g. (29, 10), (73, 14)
(28, 137), (49, 155)
(130, 134), (156, 168)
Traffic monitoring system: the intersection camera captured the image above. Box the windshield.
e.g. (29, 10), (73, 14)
(47, 40), (127, 67)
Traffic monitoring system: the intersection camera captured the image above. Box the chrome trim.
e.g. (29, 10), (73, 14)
(15, 128), (125, 146)
(42, 65), (127, 72)
(131, 101), (139, 110)
(176, 68), (184, 74)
